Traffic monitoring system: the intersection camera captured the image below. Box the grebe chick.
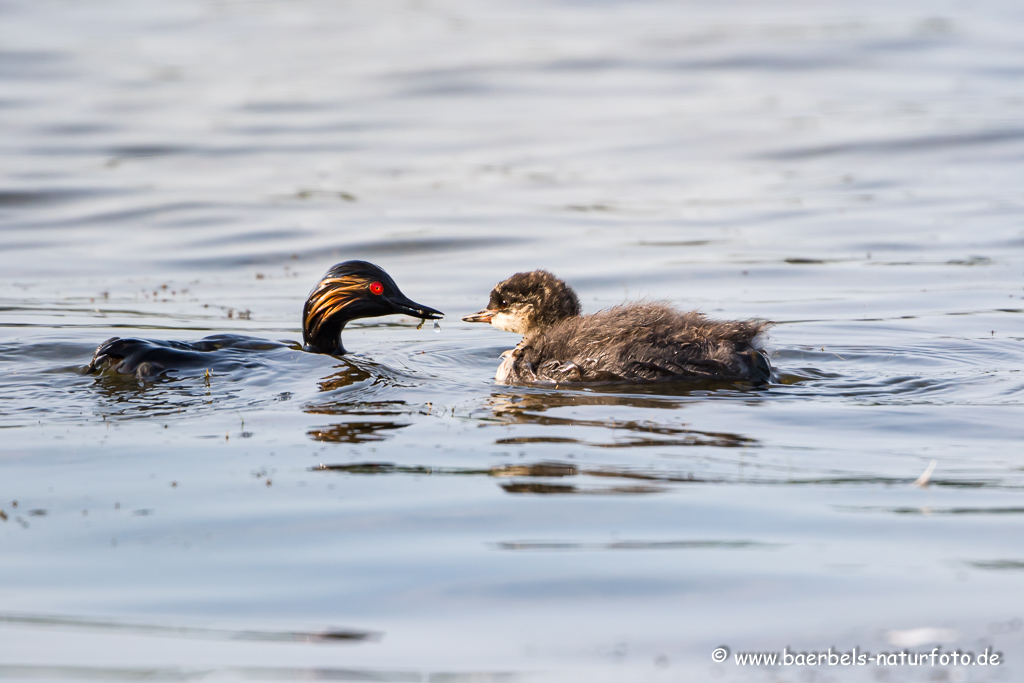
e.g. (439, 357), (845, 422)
(88, 261), (442, 378)
(462, 270), (771, 385)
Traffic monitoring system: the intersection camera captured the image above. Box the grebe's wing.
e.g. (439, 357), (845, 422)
(87, 335), (294, 378)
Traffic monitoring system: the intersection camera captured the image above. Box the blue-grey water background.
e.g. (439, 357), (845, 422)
(2, 0), (1024, 681)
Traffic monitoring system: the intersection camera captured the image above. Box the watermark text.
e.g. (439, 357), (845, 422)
(711, 646), (1002, 668)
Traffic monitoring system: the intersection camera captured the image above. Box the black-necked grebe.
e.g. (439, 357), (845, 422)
(462, 270), (771, 384)
(88, 260), (442, 377)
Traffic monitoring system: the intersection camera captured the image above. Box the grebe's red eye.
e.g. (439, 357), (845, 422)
(369, 281), (384, 295)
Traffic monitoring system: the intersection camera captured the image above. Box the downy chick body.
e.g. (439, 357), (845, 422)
(463, 270), (771, 385)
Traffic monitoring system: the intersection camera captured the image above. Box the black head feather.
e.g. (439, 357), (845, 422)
(302, 260), (442, 355)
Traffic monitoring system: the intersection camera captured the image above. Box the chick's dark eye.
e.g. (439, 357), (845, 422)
(500, 299), (508, 308)
(369, 282), (384, 295)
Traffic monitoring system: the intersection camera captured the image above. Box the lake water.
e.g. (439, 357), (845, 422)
(2, 0), (1023, 681)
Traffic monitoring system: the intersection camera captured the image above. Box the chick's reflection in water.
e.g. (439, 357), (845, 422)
(480, 390), (758, 449)
(87, 261), (442, 379)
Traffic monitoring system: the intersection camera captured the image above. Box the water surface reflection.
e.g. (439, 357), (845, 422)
(0, 613), (378, 644)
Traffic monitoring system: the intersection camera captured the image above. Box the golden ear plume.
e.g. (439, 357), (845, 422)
(305, 276), (366, 339)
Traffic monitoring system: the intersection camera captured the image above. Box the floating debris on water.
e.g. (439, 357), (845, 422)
(913, 460), (937, 488)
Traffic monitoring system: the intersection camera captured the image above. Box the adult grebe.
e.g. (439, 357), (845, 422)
(88, 260), (442, 378)
(462, 270), (771, 384)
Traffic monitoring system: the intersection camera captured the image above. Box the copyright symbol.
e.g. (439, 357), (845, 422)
(711, 646), (729, 663)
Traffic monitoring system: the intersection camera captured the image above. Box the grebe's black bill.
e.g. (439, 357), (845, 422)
(389, 294), (442, 321)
